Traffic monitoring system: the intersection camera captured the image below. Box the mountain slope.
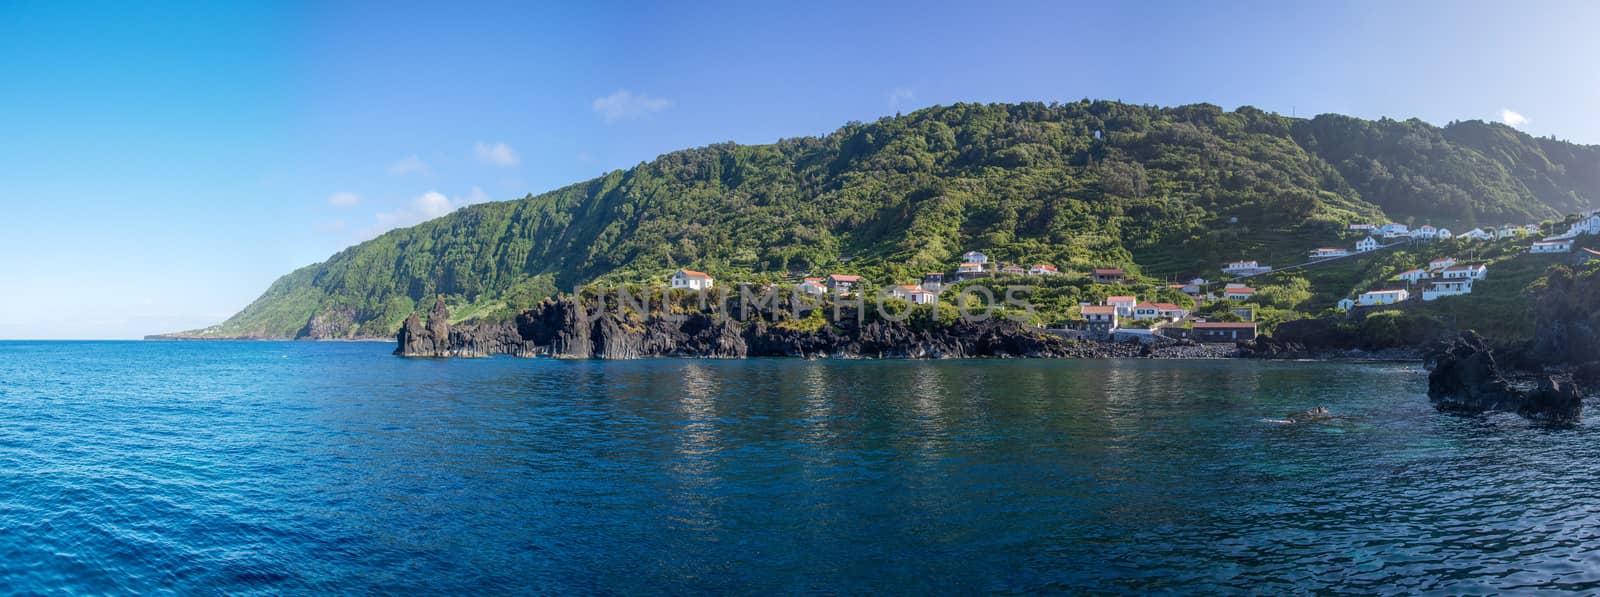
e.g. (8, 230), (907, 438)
(170, 101), (1600, 339)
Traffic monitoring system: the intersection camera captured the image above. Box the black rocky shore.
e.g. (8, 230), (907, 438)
(395, 295), (1242, 361)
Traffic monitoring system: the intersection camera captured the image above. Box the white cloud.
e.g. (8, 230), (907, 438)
(1500, 108), (1529, 127)
(367, 189), (494, 237)
(327, 192), (361, 207)
(592, 90), (671, 123)
(388, 155), (431, 176)
(474, 142), (520, 167)
(888, 87), (915, 110)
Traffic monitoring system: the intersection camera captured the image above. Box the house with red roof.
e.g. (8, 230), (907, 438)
(670, 269), (714, 290)
(826, 274), (862, 295)
(1093, 268), (1126, 284)
(1081, 305), (1118, 332)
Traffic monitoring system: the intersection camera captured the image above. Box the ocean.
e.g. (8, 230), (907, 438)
(2, 341), (1596, 594)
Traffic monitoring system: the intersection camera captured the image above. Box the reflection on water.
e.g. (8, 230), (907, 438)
(3, 342), (1599, 594)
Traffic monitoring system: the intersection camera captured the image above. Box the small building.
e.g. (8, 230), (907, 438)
(1082, 305), (1118, 332)
(1413, 225), (1439, 239)
(1191, 322), (1257, 343)
(1221, 260), (1271, 276)
(890, 284), (937, 305)
(1028, 264), (1059, 276)
(1428, 257), (1456, 271)
(797, 277), (827, 295)
(922, 272), (945, 292)
(1462, 228), (1494, 241)
(1496, 226), (1522, 240)
(1357, 289), (1410, 306)
(1224, 287), (1256, 301)
(670, 269), (715, 290)
(1531, 239), (1574, 254)
(1093, 268), (1126, 284)
(1181, 278), (1207, 294)
(1131, 302), (1162, 320)
(1156, 303), (1189, 320)
(1380, 223), (1409, 236)
(1348, 223), (1376, 232)
(960, 251), (989, 265)
(1525, 224), (1542, 234)
(1356, 237), (1380, 252)
(826, 274), (862, 295)
(1000, 265), (1027, 276)
(1106, 295), (1138, 316)
(1311, 247), (1351, 259)
(1423, 279), (1474, 301)
(1442, 264), (1488, 280)
(1436, 228), (1453, 239)
(1398, 268), (1432, 284)
(1230, 307), (1256, 322)
(1337, 298), (1355, 312)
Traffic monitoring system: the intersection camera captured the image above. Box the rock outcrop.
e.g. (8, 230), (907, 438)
(395, 293), (1241, 361)
(1426, 331), (1582, 423)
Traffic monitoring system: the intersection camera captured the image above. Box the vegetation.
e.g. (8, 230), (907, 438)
(175, 101), (1600, 339)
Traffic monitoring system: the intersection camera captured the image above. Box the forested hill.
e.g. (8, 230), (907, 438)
(170, 101), (1600, 339)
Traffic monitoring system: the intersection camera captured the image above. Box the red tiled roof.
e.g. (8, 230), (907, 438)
(1155, 303), (1184, 310)
(828, 274), (862, 282)
(1107, 295), (1136, 303)
(1093, 268), (1125, 275)
(1082, 306), (1117, 315)
(1135, 302), (1159, 309)
(1227, 287), (1256, 294)
(676, 269), (711, 279)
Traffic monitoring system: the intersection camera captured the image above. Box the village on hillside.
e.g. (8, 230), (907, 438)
(663, 209), (1600, 344)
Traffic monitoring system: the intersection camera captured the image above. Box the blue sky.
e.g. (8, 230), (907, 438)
(3, 0), (1597, 339)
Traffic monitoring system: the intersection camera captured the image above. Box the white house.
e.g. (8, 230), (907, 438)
(1311, 247), (1351, 259)
(797, 277), (827, 295)
(1525, 224), (1542, 234)
(1463, 228), (1494, 241)
(1131, 302), (1163, 320)
(1413, 225), (1439, 239)
(1573, 214), (1600, 235)
(1496, 226), (1522, 240)
(1428, 257), (1457, 271)
(1531, 239), (1574, 254)
(1442, 264), (1488, 280)
(1398, 268), (1433, 284)
(670, 269), (715, 290)
(1380, 223), (1410, 236)
(1224, 287), (1256, 301)
(890, 284), (937, 304)
(1437, 228), (1453, 239)
(1000, 265), (1026, 276)
(1423, 279), (1474, 301)
(1028, 264), (1059, 275)
(1222, 260), (1271, 275)
(1337, 298), (1356, 312)
(1156, 303), (1189, 319)
(956, 262), (984, 275)
(1356, 237), (1380, 252)
(1106, 295), (1138, 316)
(960, 251), (989, 265)
(1357, 289), (1410, 306)
(1082, 305), (1118, 332)
(1181, 278), (1208, 294)
(1348, 223), (1376, 232)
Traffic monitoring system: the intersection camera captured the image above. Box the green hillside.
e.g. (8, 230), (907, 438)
(169, 101), (1600, 339)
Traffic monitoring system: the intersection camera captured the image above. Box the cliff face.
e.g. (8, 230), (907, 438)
(396, 294), (1161, 360)
(1530, 264), (1600, 365)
